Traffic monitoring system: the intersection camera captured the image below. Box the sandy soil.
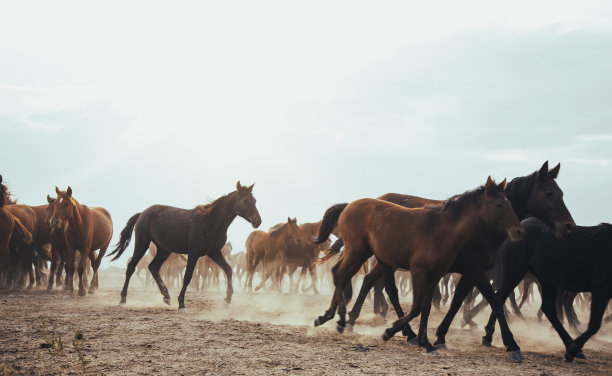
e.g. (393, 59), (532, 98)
(0, 268), (610, 375)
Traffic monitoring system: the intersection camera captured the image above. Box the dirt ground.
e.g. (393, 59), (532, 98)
(0, 267), (610, 375)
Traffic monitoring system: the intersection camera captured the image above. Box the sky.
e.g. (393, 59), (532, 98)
(1, 1), (612, 269)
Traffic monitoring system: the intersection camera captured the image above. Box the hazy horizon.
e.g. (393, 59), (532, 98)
(2, 2), (612, 269)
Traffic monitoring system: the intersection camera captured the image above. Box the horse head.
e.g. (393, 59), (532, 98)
(234, 181), (262, 228)
(49, 186), (78, 229)
(526, 161), (576, 237)
(482, 176), (525, 242)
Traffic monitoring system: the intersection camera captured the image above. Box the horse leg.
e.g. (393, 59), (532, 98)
(315, 261), (341, 327)
(307, 265), (318, 294)
(56, 256), (65, 287)
(177, 252), (199, 311)
(473, 272), (523, 361)
(89, 244), (108, 294)
(255, 255), (275, 291)
(119, 237), (152, 304)
(379, 262), (416, 340)
(564, 292), (607, 362)
(346, 265), (383, 330)
(76, 247), (91, 297)
(434, 275), (475, 349)
(148, 248), (172, 305)
(538, 284), (577, 359)
(415, 280), (439, 353)
(461, 288), (479, 328)
(432, 283), (442, 310)
(63, 247), (76, 295)
(207, 251), (233, 305)
(373, 278), (389, 317)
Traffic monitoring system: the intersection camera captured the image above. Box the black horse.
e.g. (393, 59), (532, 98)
(109, 182), (262, 310)
(333, 161), (575, 362)
(482, 217), (612, 362)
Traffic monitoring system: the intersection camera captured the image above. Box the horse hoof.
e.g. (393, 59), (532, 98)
(381, 329), (393, 342)
(435, 343), (447, 350)
(509, 350), (524, 363)
(428, 350), (439, 356)
(344, 324), (353, 333)
(163, 298), (171, 306)
(118, 301), (126, 306)
(78, 290), (86, 297)
(336, 323), (345, 334)
(178, 308), (187, 314)
(575, 351), (586, 360)
(46, 287), (53, 293)
(407, 337), (419, 346)
(482, 338), (492, 347)
(87, 290), (94, 295)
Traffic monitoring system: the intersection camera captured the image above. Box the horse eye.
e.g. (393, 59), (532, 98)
(544, 191), (553, 197)
(496, 203), (504, 208)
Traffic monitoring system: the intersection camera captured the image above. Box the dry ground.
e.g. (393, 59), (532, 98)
(0, 268), (610, 375)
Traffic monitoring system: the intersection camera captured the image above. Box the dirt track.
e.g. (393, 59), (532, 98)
(0, 268), (610, 375)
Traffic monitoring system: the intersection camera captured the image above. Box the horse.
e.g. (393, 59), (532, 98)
(109, 181), (261, 310)
(328, 162), (574, 362)
(49, 186), (113, 296)
(314, 177), (525, 357)
(284, 221), (329, 294)
(245, 217), (301, 292)
(42, 195), (69, 291)
(482, 218), (612, 362)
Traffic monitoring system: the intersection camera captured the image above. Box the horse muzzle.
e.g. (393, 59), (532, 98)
(507, 226), (525, 242)
(555, 221), (576, 238)
(250, 215), (262, 229)
(50, 218), (62, 229)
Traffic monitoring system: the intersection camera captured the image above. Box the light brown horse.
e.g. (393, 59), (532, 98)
(314, 177), (524, 354)
(49, 186), (113, 296)
(245, 218), (301, 291)
(284, 221), (330, 294)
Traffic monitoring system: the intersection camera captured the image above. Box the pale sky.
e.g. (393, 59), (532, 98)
(2, 1), (612, 269)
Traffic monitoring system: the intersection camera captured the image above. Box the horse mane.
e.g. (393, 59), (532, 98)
(269, 222), (289, 237)
(424, 185), (487, 221)
(0, 181), (16, 206)
(504, 170), (538, 202)
(0, 182), (5, 208)
(194, 190), (237, 220)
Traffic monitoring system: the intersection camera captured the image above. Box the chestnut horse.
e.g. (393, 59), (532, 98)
(0, 175), (35, 288)
(285, 221), (330, 294)
(245, 217), (301, 291)
(109, 181), (261, 310)
(314, 177), (525, 357)
(49, 187), (113, 296)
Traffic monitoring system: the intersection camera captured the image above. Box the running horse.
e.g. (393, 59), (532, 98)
(109, 181), (261, 311)
(313, 177), (525, 358)
(49, 186), (113, 296)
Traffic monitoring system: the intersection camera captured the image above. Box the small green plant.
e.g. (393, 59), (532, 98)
(40, 321), (65, 357)
(40, 321), (90, 372)
(72, 331), (89, 367)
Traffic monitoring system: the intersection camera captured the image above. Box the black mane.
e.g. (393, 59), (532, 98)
(572, 223), (612, 249)
(195, 190), (238, 220)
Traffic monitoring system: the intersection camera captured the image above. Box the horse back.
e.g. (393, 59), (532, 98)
(378, 193), (442, 208)
(246, 230), (267, 258)
(90, 207), (113, 249)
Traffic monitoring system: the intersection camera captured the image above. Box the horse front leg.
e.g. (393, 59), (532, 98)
(178, 252), (199, 311)
(207, 251), (233, 305)
(76, 247), (90, 297)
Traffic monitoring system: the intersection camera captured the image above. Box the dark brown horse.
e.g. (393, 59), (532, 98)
(110, 181), (261, 311)
(43, 195), (68, 291)
(314, 177), (525, 356)
(49, 187), (113, 296)
(245, 217), (301, 291)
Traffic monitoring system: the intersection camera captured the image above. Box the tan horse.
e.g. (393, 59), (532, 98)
(284, 221), (330, 294)
(49, 186), (113, 296)
(245, 218), (301, 291)
(314, 177), (524, 354)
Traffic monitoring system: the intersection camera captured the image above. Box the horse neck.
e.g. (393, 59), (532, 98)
(504, 176), (532, 220)
(67, 200), (86, 229)
(202, 196), (238, 235)
(437, 201), (485, 251)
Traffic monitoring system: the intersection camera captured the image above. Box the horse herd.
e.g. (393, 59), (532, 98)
(0, 162), (610, 364)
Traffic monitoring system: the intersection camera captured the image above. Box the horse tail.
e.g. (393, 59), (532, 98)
(108, 212), (141, 261)
(313, 203), (348, 264)
(13, 216), (33, 245)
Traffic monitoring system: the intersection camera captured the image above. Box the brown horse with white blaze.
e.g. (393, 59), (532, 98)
(314, 177), (525, 355)
(49, 186), (113, 296)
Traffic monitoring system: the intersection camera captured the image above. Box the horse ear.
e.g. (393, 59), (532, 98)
(236, 181), (242, 190)
(287, 217), (292, 223)
(485, 176), (495, 192)
(55, 186), (61, 195)
(0, 175), (2, 184)
(47, 195), (53, 204)
(66, 186), (72, 197)
(538, 161), (549, 180)
(498, 178), (507, 191)
(247, 183), (254, 193)
(548, 163), (561, 179)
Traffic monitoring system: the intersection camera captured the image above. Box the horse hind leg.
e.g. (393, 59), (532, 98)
(119, 236), (151, 304)
(88, 244), (109, 294)
(147, 247), (172, 305)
